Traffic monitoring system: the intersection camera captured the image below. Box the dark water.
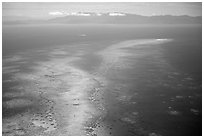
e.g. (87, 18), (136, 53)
(2, 24), (202, 135)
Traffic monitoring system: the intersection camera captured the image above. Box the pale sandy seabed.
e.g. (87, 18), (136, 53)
(2, 39), (201, 136)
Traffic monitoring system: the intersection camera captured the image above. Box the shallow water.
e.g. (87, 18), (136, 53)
(2, 24), (202, 136)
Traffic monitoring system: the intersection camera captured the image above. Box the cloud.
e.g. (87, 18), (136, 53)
(49, 11), (64, 16)
(49, 11), (92, 16)
(109, 12), (126, 16)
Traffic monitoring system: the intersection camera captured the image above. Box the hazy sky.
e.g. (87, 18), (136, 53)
(3, 2), (202, 19)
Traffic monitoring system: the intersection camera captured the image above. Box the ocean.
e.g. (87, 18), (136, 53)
(2, 24), (202, 135)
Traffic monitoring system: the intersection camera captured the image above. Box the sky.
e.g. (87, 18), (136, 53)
(2, 2), (202, 20)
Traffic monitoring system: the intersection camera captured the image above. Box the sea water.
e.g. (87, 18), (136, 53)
(2, 24), (202, 135)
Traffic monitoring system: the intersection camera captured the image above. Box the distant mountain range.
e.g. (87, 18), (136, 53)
(3, 12), (202, 25)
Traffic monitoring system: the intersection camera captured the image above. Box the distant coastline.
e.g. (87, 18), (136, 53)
(3, 13), (202, 25)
